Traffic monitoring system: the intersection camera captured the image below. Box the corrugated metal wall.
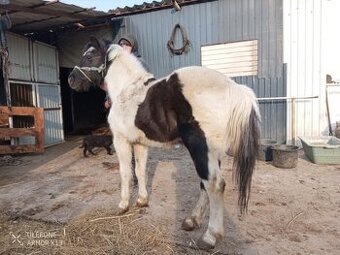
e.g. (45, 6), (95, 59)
(6, 32), (64, 146)
(7, 33), (32, 81)
(36, 84), (63, 145)
(114, 0), (286, 142)
(284, 0), (339, 141)
(33, 41), (59, 84)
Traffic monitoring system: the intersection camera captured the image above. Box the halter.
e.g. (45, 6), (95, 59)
(73, 53), (108, 84)
(73, 64), (105, 84)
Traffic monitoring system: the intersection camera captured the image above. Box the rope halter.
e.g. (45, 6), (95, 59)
(73, 64), (106, 84)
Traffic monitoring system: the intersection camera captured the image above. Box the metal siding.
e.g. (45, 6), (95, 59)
(33, 41), (59, 84)
(7, 32), (32, 81)
(117, 0), (285, 142)
(6, 32), (64, 146)
(36, 84), (64, 146)
(283, 0), (330, 142)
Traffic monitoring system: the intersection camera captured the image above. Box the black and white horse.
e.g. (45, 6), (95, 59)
(68, 37), (261, 249)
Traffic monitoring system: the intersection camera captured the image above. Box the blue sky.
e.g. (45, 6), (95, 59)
(59, 0), (147, 12)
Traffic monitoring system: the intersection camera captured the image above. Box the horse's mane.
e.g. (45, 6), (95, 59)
(107, 44), (151, 81)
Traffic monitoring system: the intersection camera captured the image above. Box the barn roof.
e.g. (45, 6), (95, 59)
(0, 0), (111, 34)
(108, 0), (211, 17)
(0, 1), (214, 35)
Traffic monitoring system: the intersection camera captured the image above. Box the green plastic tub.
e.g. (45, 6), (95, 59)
(299, 136), (340, 164)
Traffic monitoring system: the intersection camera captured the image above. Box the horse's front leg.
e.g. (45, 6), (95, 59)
(113, 133), (133, 214)
(133, 144), (149, 207)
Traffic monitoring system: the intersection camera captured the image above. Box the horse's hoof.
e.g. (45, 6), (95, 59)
(116, 201), (129, 215)
(197, 237), (215, 250)
(135, 197), (148, 208)
(116, 207), (129, 215)
(181, 217), (198, 231)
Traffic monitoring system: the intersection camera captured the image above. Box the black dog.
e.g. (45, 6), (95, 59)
(79, 135), (113, 157)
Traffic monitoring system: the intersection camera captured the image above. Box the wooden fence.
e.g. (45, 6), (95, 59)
(0, 106), (44, 154)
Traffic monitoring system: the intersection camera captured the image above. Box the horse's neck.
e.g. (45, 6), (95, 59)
(105, 58), (150, 100)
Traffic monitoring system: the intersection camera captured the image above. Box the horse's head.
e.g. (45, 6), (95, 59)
(68, 37), (111, 92)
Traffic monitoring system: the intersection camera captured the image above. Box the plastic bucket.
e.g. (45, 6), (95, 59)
(257, 139), (277, 161)
(272, 145), (299, 168)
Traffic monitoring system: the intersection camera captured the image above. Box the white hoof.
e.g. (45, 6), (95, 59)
(118, 200), (129, 214)
(197, 234), (216, 250)
(136, 196), (148, 207)
(181, 217), (199, 231)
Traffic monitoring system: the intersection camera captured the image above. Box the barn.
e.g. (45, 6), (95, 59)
(0, 1), (339, 254)
(104, 0), (340, 144)
(1, 0), (339, 154)
(0, 0), (113, 153)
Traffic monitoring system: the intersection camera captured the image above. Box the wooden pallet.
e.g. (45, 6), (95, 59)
(0, 106), (44, 154)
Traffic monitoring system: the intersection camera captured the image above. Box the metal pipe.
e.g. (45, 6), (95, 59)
(256, 95), (319, 145)
(257, 96), (318, 101)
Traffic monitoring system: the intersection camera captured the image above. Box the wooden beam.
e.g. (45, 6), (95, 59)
(3, 0), (59, 15)
(34, 108), (44, 153)
(0, 106), (39, 116)
(0, 3), (98, 20)
(0, 145), (38, 154)
(0, 128), (36, 138)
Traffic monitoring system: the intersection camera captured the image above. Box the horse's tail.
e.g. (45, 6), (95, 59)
(227, 84), (260, 214)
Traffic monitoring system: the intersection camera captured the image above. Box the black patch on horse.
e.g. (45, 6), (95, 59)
(135, 73), (209, 180)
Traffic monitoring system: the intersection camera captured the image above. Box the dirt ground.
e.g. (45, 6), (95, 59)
(0, 135), (339, 255)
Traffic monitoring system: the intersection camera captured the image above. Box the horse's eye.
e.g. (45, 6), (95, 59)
(86, 54), (92, 59)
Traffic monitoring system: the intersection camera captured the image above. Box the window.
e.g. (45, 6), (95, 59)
(201, 40), (258, 77)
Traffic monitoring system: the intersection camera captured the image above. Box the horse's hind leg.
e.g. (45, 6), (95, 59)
(133, 144), (149, 207)
(182, 182), (209, 231)
(199, 154), (225, 250)
(113, 133), (133, 214)
(179, 123), (224, 248)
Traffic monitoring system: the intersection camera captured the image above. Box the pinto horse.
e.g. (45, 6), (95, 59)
(68, 37), (261, 249)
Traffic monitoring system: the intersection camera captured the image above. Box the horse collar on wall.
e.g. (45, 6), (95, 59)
(167, 23), (190, 55)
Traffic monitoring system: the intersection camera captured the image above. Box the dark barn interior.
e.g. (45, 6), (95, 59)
(60, 68), (107, 134)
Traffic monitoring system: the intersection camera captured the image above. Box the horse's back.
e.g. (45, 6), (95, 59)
(173, 66), (258, 150)
(174, 66), (257, 112)
(175, 66), (232, 89)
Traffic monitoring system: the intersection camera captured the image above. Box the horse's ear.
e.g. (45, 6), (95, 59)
(90, 36), (102, 50)
(102, 39), (112, 51)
